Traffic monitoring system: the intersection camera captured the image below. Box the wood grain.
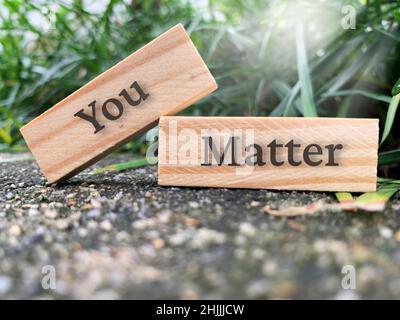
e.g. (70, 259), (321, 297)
(20, 24), (217, 184)
(158, 117), (379, 192)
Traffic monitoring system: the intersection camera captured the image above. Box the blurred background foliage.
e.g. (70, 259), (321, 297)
(1, 0), (400, 177)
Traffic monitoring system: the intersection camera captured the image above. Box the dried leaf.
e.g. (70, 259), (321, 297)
(264, 188), (398, 217)
(263, 200), (327, 217)
(287, 221), (306, 232)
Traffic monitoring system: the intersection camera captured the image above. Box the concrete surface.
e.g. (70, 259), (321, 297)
(0, 153), (400, 299)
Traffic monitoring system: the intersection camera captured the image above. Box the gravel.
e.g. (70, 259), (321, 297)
(0, 153), (399, 299)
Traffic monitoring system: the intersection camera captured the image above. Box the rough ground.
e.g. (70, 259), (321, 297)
(0, 153), (400, 299)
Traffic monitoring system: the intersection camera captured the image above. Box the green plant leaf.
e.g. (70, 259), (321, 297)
(393, 9), (400, 23)
(375, 28), (400, 43)
(273, 33), (365, 117)
(207, 27), (226, 60)
(355, 188), (398, 209)
(392, 78), (400, 96)
(0, 119), (13, 144)
(322, 89), (391, 104)
(335, 192), (353, 203)
(295, 24), (317, 117)
(320, 37), (381, 95)
(380, 93), (400, 146)
(377, 177), (400, 185)
(0, 128), (12, 145)
(378, 149), (400, 166)
(94, 157), (156, 174)
(271, 82), (300, 116)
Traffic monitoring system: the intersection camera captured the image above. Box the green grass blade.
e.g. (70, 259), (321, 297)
(378, 149), (400, 166)
(270, 82), (300, 116)
(322, 89), (391, 104)
(296, 24), (317, 117)
(255, 79), (267, 107)
(5, 84), (20, 108)
(94, 157), (156, 174)
(207, 27), (226, 60)
(380, 93), (400, 146)
(269, 80), (290, 100)
(0, 144), (28, 153)
(335, 192), (353, 203)
(355, 188), (398, 207)
(375, 28), (400, 43)
(392, 78), (400, 96)
(377, 177), (400, 185)
(0, 119), (12, 144)
(320, 36), (381, 95)
(0, 128), (12, 145)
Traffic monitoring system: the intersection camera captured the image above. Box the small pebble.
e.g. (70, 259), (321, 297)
(44, 209), (58, 219)
(56, 220), (69, 230)
(239, 222), (256, 237)
(0, 276), (13, 295)
(188, 202), (199, 209)
(185, 217), (199, 227)
(100, 220), (112, 232)
(81, 204), (93, 211)
(379, 226), (393, 239)
(246, 280), (271, 298)
(87, 221), (98, 229)
(190, 228), (226, 249)
(157, 210), (171, 224)
(152, 238), (165, 250)
(7, 224), (21, 236)
(78, 228), (88, 238)
(169, 232), (188, 247)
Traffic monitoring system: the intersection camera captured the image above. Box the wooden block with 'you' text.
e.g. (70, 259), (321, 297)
(20, 24), (217, 184)
(158, 117), (379, 192)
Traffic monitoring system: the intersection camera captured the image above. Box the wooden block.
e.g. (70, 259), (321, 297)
(20, 24), (217, 184)
(158, 117), (379, 192)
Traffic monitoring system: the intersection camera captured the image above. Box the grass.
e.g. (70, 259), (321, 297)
(94, 157), (157, 174)
(295, 23), (318, 117)
(1, 0), (400, 190)
(381, 93), (400, 145)
(0, 0), (194, 152)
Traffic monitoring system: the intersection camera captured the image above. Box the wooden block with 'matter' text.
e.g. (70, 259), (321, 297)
(158, 117), (379, 192)
(20, 24), (217, 184)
